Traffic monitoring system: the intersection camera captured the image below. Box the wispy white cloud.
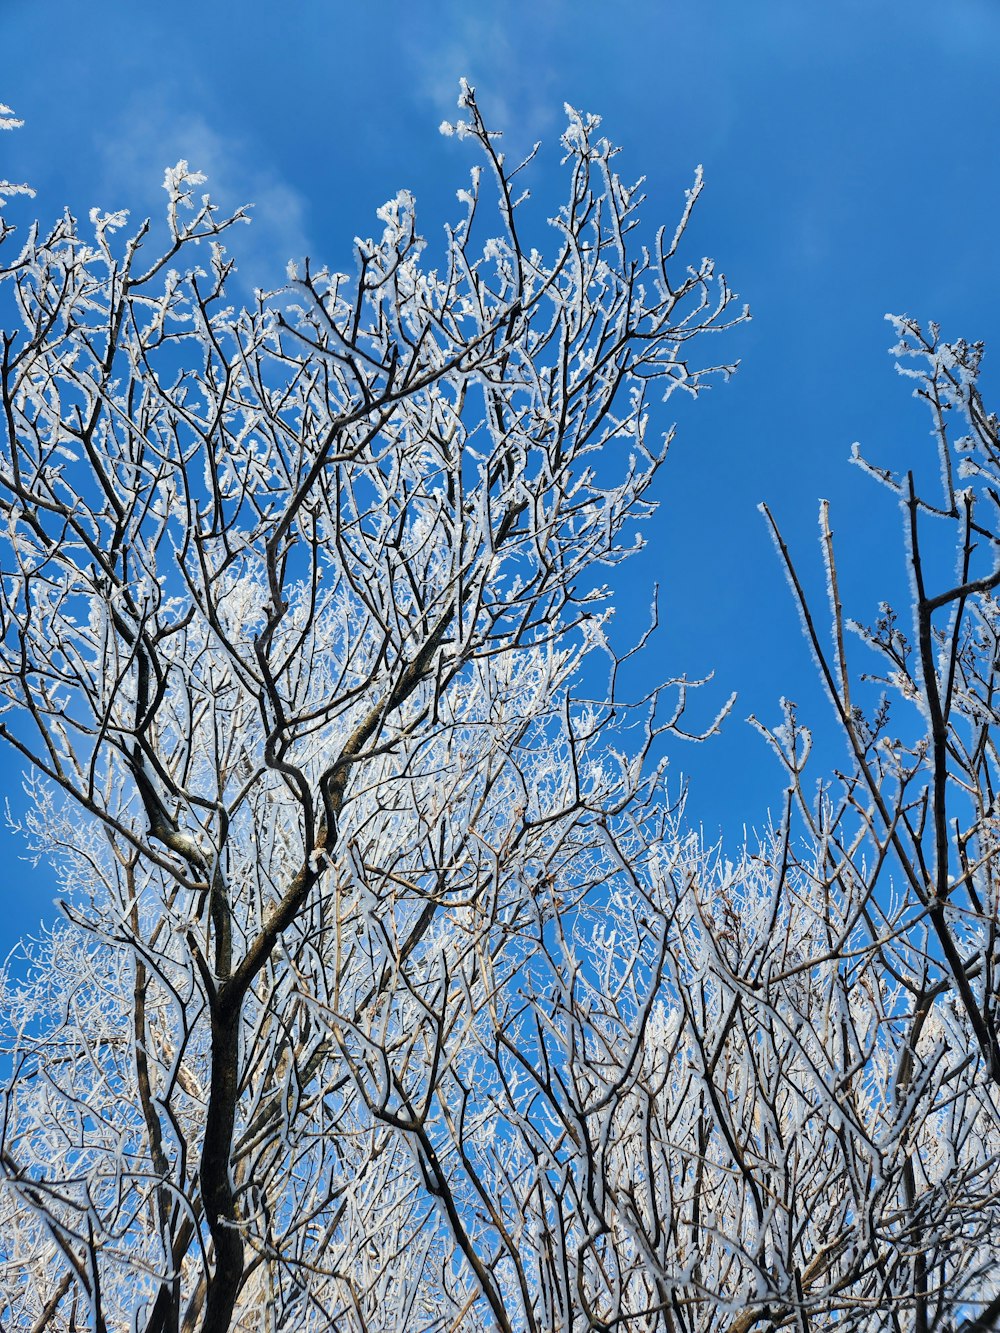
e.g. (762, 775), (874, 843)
(409, 5), (566, 155)
(92, 88), (311, 292)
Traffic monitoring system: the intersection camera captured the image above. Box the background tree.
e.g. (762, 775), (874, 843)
(755, 319), (1000, 1333)
(2, 85), (1000, 1333)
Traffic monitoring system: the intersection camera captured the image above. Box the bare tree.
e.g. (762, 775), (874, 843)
(3, 81), (998, 1333)
(0, 84), (743, 1332)
(752, 318), (1000, 1332)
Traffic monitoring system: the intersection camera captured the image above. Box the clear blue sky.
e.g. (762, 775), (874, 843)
(1, 0), (999, 945)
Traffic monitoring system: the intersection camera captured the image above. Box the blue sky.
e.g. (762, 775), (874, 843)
(1, 0), (999, 945)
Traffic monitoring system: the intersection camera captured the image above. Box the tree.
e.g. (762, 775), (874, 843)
(754, 318), (1000, 1333)
(0, 84), (742, 1332)
(1, 84), (998, 1333)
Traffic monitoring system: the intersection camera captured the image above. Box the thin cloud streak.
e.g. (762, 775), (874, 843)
(94, 89), (312, 292)
(407, 4), (564, 153)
